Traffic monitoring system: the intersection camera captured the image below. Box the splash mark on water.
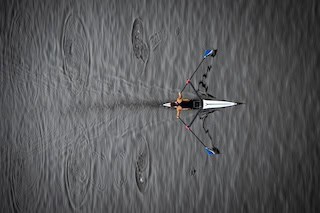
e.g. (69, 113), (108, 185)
(112, 149), (128, 190)
(131, 18), (149, 63)
(64, 134), (92, 211)
(135, 135), (151, 193)
(61, 12), (91, 95)
(149, 29), (167, 51)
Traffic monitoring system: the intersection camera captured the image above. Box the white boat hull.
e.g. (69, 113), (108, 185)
(162, 99), (238, 109)
(202, 99), (237, 109)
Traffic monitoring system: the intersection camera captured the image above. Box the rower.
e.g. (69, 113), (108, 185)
(171, 92), (192, 118)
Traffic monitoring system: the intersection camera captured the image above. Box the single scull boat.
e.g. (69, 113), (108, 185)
(163, 49), (242, 156)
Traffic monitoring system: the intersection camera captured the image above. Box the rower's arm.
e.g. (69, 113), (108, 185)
(178, 92), (190, 102)
(176, 106), (182, 118)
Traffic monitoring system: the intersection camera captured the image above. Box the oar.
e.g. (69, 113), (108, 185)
(180, 58), (204, 93)
(178, 117), (219, 156)
(180, 49), (217, 93)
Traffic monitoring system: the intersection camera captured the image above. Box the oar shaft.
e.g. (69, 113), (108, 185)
(188, 109), (201, 128)
(188, 127), (207, 148)
(189, 82), (202, 100)
(189, 58), (205, 81)
(181, 58), (205, 93)
(178, 117), (206, 148)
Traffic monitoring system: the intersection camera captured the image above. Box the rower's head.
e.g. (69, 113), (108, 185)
(171, 101), (179, 107)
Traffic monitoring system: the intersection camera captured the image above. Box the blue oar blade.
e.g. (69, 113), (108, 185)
(203, 49), (217, 58)
(205, 147), (215, 155)
(205, 147), (220, 156)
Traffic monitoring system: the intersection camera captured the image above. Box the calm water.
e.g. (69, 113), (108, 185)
(1, 0), (319, 212)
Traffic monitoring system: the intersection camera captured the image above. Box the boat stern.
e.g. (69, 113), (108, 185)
(162, 102), (171, 108)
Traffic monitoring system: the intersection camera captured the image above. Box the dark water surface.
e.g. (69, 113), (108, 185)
(1, 0), (320, 212)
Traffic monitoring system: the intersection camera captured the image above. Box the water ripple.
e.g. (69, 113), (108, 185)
(61, 12), (90, 95)
(64, 134), (92, 211)
(135, 135), (151, 193)
(8, 111), (47, 212)
(131, 18), (149, 63)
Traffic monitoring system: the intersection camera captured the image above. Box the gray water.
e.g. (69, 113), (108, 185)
(1, 0), (319, 212)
